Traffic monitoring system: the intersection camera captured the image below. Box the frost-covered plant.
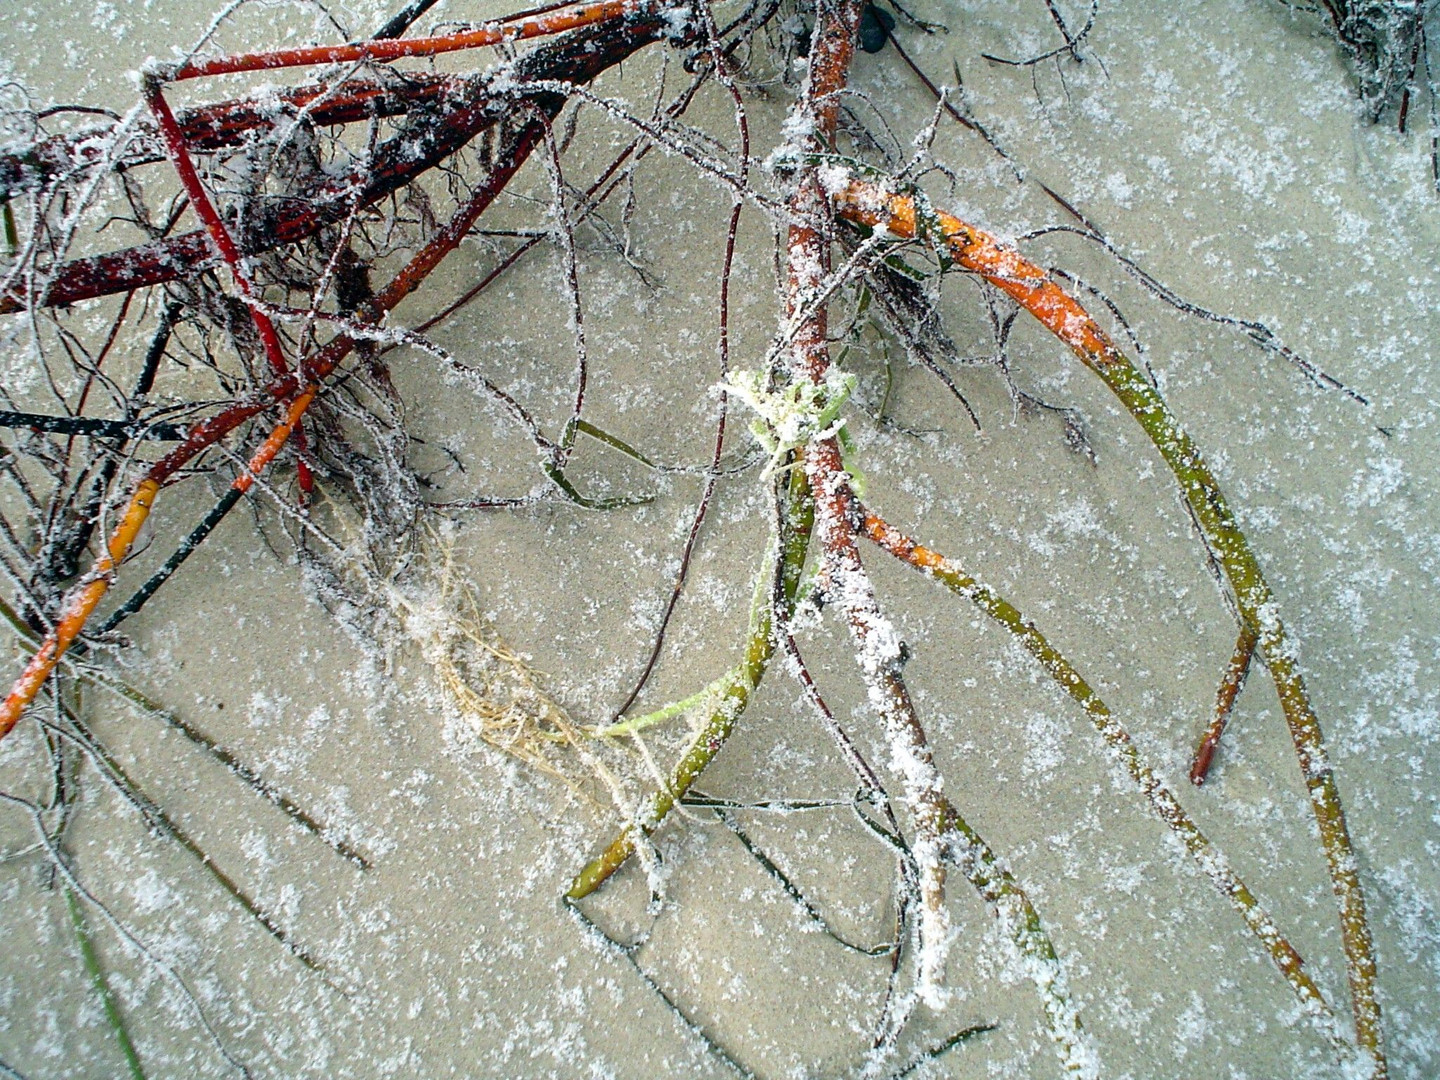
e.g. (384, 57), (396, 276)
(0, 1), (1420, 1078)
(1316, 0), (1430, 116)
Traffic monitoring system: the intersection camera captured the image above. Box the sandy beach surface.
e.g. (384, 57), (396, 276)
(1, 1), (1437, 1077)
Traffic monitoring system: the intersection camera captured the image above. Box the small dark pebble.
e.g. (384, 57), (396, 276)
(859, 4), (896, 54)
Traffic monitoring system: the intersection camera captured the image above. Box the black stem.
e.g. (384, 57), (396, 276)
(0, 411), (185, 441)
(371, 0), (446, 40)
(98, 485), (245, 633)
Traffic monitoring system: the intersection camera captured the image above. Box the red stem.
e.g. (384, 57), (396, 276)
(1189, 622), (1258, 786)
(172, 0), (636, 79)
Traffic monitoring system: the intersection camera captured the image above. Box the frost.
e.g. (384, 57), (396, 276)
(131, 869), (178, 917)
(1348, 446), (1406, 508)
(1172, 992), (1209, 1059)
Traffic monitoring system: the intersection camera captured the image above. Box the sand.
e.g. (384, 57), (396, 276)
(1, 1), (1437, 1077)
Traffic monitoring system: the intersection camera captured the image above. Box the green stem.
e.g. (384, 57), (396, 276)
(66, 886), (147, 1080)
(572, 418), (657, 469)
(2, 199), (17, 257)
(567, 467), (813, 899)
(591, 669), (737, 738)
(543, 460), (653, 511)
(0, 594), (38, 645)
(939, 800), (1093, 1075)
(1088, 354), (1382, 1072)
(861, 511), (1357, 1064)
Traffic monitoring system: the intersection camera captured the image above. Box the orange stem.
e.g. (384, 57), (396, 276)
(0, 389), (317, 743)
(830, 179), (1125, 365)
(0, 480), (158, 741)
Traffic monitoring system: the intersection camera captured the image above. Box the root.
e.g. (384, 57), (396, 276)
(400, 537), (586, 785)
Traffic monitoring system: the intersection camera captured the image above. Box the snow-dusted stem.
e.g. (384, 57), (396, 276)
(808, 444), (951, 998)
(943, 808), (1094, 1079)
(809, 460), (1093, 1068)
(778, 0), (949, 999)
(782, 7), (1085, 1060)
(859, 509), (1358, 1066)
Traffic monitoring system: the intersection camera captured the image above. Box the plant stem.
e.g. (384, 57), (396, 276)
(171, 0), (639, 80)
(832, 176), (1384, 1079)
(592, 670), (736, 738)
(1, 200), (16, 256)
(66, 886), (146, 1080)
(1190, 622), (1258, 785)
(566, 467), (813, 899)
